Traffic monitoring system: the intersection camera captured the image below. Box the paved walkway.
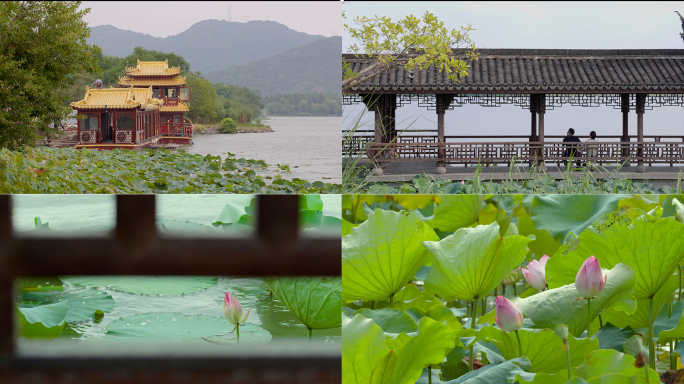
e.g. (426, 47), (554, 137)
(348, 159), (684, 184)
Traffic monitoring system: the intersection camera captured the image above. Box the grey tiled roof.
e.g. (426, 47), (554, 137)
(343, 49), (684, 93)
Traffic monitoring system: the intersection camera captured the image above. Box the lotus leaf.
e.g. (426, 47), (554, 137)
(264, 277), (341, 330)
(342, 314), (454, 384)
(354, 308), (418, 333)
(600, 273), (677, 329)
(425, 195), (484, 232)
(342, 209), (439, 301)
(61, 276), (219, 295)
(519, 349), (659, 384)
(594, 324), (635, 353)
(446, 357), (532, 384)
(474, 327), (598, 373)
(423, 222), (532, 301)
(527, 195), (621, 242)
(514, 263), (636, 336)
(673, 198), (684, 223)
(19, 286), (115, 322)
(16, 300), (69, 339)
(105, 312), (271, 343)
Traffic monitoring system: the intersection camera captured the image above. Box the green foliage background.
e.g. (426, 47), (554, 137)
(0, 1), (101, 149)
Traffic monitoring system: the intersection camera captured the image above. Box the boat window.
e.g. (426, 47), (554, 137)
(87, 115), (98, 130)
(152, 88), (160, 99)
(174, 115), (180, 123)
(116, 113), (134, 130)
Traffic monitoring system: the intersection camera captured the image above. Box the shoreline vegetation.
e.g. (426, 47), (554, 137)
(0, 147), (341, 194)
(193, 122), (274, 134)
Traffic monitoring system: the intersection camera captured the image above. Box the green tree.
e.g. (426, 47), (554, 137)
(0, 1), (101, 148)
(220, 117), (236, 134)
(123, 46), (191, 74)
(185, 71), (218, 123)
(342, 10), (479, 91)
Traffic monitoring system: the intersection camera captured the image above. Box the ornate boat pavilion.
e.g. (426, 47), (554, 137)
(120, 59), (192, 144)
(71, 86), (163, 150)
(343, 49), (684, 175)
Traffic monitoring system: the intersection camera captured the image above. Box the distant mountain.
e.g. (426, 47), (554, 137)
(205, 36), (341, 96)
(88, 20), (325, 74)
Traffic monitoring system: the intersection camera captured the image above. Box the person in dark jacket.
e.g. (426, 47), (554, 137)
(562, 128), (582, 168)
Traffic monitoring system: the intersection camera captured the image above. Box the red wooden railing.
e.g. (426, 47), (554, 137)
(161, 122), (192, 137)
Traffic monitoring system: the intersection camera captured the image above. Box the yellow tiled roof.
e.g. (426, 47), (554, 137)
(124, 59), (181, 77)
(160, 102), (190, 112)
(119, 75), (187, 87)
(70, 86), (163, 110)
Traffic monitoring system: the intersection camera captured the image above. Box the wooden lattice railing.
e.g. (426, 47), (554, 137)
(363, 141), (684, 166)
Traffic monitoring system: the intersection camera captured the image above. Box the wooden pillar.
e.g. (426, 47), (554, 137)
(112, 111), (117, 145)
(636, 93), (646, 172)
(621, 94), (630, 164)
(530, 94), (537, 166)
(362, 94), (384, 176)
(537, 94), (546, 168)
(435, 95), (453, 174)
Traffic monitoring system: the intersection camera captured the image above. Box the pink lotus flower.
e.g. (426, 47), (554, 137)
(223, 291), (249, 325)
(521, 255), (550, 291)
(495, 296), (524, 333)
(575, 256), (607, 299)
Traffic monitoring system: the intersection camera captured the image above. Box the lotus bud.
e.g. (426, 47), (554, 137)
(521, 255), (549, 291)
(223, 291), (250, 325)
(495, 296), (524, 333)
(575, 256), (607, 299)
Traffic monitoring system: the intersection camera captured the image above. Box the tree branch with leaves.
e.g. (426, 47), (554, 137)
(342, 11), (479, 92)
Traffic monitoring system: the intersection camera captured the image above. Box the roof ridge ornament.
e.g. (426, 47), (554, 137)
(677, 11), (684, 43)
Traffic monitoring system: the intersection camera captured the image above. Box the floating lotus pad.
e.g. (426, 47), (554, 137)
(105, 312), (271, 343)
(16, 300), (69, 339)
(265, 277), (341, 330)
(19, 286), (115, 322)
(60, 276), (218, 295)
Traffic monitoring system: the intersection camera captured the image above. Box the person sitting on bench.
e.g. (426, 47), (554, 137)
(562, 128), (582, 168)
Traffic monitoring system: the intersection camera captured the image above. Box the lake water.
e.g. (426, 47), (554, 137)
(188, 116), (342, 184)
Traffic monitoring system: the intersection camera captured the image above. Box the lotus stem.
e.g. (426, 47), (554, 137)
(513, 284), (517, 296)
(308, 327), (312, 343)
(649, 296), (655, 370)
(482, 297), (486, 316)
(671, 340), (676, 370)
(389, 294), (394, 308)
(371, 301), (375, 310)
(564, 338), (571, 379)
(599, 314), (603, 330)
(515, 330), (523, 357)
(587, 298), (591, 338)
(236, 323), (240, 343)
(428, 366), (432, 384)
(470, 298), (478, 371)
(644, 359), (650, 384)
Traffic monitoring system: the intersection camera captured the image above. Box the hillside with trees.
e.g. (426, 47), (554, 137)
(88, 20), (324, 74)
(204, 37), (341, 96)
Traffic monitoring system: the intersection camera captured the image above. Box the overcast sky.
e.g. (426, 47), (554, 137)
(80, 1), (341, 38)
(343, 1), (684, 51)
